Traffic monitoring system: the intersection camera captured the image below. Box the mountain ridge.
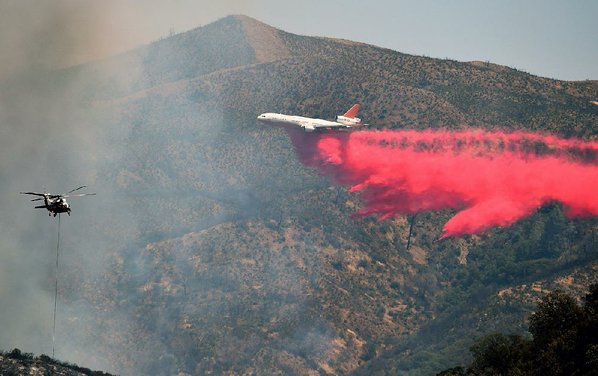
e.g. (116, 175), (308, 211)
(84, 14), (596, 372)
(3, 14), (596, 376)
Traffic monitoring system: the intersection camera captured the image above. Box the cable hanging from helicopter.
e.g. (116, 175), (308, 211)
(20, 185), (95, 357)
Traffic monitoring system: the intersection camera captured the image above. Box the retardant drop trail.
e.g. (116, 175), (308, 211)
(288, 129), (598, 238)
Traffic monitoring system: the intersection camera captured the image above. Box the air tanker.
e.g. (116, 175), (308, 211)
(257, 104), (365, 132)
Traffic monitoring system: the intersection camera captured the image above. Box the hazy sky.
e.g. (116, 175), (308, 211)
(1, 0), (596, 80)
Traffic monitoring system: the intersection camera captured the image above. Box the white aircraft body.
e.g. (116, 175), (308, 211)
(257, 104), (364, 132)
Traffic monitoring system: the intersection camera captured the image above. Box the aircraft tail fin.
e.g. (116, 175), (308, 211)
(343, 104), (360, 119)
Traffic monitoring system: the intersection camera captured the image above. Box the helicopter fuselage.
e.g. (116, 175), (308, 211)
(21, 186), (94, 217)
(38, 196), (71, 216)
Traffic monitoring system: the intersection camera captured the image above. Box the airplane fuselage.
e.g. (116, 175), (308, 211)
(257, 104), (363, 132)
(257, 113), (343, 132)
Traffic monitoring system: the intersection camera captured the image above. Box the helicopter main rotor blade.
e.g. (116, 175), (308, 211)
(66, 186), (87, 194)
(63, 193), (96, 198)
(31, 198), (44, 202)
(20, 192), (46, 197)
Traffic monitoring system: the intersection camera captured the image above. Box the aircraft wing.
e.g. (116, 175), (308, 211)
(308, 122), (358, 131)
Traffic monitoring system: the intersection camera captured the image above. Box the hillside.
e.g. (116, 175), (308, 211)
(1, 15), (596, 375)
(0, 349), (113, 376)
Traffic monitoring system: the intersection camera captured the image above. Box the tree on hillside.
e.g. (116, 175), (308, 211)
(467, 333), (532, 375)
(437, 284), (598, 376)
(529, 290), (585, 375)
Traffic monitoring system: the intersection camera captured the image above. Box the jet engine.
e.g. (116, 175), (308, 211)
(336, 115), (361, 126)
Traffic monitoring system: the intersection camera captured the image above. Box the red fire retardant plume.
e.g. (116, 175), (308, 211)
(288, 129), (598, 238)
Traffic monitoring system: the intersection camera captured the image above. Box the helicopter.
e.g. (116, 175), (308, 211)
(20, 186), (96, 217)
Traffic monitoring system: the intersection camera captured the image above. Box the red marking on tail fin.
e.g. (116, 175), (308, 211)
(343, 104), (360, 118)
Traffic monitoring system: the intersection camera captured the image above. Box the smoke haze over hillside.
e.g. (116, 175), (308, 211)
(0, 7), (272, 374)
(0, 1), (142, 372)
(0, 1), (255, 80)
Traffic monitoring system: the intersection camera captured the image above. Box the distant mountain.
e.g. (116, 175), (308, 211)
(3, 15), (596, 375)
